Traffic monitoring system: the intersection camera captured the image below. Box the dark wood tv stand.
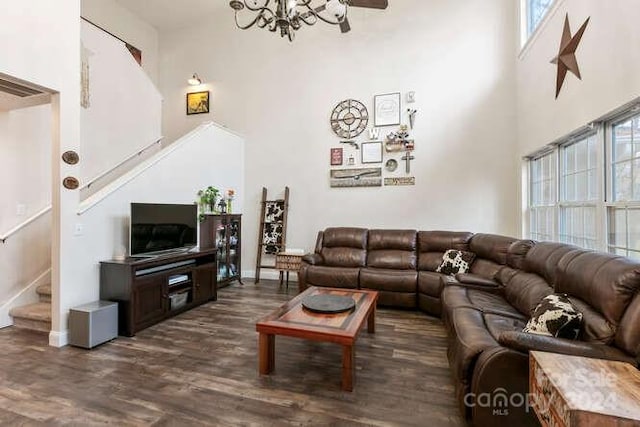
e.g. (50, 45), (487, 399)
(100, 248), (217, 336)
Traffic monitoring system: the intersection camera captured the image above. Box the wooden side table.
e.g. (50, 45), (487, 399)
(275, 252), (304, 288)
(530, 351), (640, 427)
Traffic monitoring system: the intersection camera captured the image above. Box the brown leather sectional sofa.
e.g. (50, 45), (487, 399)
(298, 228), (640, 427)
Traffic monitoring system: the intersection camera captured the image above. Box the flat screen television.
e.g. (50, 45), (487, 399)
(130, 202), (198, 257)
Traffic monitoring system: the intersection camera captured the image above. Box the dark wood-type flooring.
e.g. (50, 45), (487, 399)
(0, 281), (464, 426)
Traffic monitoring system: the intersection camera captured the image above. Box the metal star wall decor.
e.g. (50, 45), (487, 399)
(551, 13), (590, 99)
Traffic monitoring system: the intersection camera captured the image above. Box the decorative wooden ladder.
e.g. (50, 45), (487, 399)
(255, 187), (290, 283)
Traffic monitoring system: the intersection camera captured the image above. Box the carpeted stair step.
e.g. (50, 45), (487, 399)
(36, 283), (51, 303)
(10, 302), (51, 333)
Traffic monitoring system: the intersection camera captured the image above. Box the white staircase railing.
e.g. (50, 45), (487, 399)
(79, 136), (163, 191)
(0, 205), (52, 243)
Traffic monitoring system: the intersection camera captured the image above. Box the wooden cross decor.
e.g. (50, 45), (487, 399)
(401, 152), (414, 173)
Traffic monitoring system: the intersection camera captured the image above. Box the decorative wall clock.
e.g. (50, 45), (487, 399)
(330, 99), (369, 139)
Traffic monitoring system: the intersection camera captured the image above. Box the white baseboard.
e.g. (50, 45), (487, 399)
(49, 329), (69, 347)
(0, 268), (51, 329)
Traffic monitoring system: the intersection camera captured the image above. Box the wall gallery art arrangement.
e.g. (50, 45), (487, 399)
(328, 92), (416, 188)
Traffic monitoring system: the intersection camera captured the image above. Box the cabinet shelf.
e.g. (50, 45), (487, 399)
(100, 248), (217, 336)
(199, 214), (243, 288)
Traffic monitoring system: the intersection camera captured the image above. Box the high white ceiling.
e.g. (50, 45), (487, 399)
(115, 0), (229, 32)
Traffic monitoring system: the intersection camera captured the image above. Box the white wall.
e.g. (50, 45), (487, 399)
(81, 0), (160, 85)
(0, 105), (52, 231)
(71, 123), (244, 308)
(0, 0), (81, 346)
(159, 0), (520, 278)
(517, 0), (640, 157)
(80, 20), (163, 186)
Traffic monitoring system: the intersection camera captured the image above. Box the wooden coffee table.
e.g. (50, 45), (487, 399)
(256, 286), (378, 391)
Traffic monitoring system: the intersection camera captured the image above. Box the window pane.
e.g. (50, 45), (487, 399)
(614, 162), (632, 201)
(576, 171), (587, 200)
(634, 158), (640, 200)
(627, 250), (640, 260)
(628, 209), (640, 251)
(608, 208), (627, 249)
(527, 0), (554, 35)
(614, 119), (633, 162)
(588, 169), (597, 201)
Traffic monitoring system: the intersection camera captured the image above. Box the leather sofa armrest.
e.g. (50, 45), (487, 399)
(302, 253), (324, 266)
(440, 274), (504, 294)
(455, 273), (501, 288)
(498, 331), (637, 366)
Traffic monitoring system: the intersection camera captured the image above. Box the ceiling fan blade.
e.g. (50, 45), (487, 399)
(348, 0), (388, 9)
(340, 18), (351, 33)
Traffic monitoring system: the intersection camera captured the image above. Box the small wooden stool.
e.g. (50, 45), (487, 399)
(275, 252), (304, 288)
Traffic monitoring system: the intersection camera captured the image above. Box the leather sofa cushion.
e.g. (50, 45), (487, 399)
(376, 290), (416, 308)
(368, 250), (416, 270)
(442, 286), (525, 321)
(503, 271), (553, 316)
(448, 307), (501, 384)
(418, 293), (441, 317)
(418, 230), (473, 252)
(360, 268), (417, 293)
(454, 273), (500, 288)
(522, 242), (579, 284)
(418, 252), (446, 272)
(368, 229), (417, 250)
(468, 259), (502, 279)
(418, 271), (445, 297)
(322, 227), (368, 248)
(367, 230), (417, 269)
(321, 247), (367, 268)
(417, 231), (473, 271)
(616, 293), (640, 357)
(556, 250), (640, 325)
(506, 240), (535, 270)
(484, 313), (527, 342)
(568, 297), (615, 344)
(469, 233), (516, 265)
(304, 265), (359, 289)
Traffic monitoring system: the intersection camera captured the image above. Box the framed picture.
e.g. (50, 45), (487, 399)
(361, 141), (383, 164)
(186, 91), (210, 115)
(374, 92), (401, 126)
(330, 148), (343, 166)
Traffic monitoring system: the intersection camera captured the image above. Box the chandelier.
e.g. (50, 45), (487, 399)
(229, 0), (348, 42)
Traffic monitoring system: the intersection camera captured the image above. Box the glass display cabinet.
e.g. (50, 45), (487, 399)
(200, 214), (242, 288)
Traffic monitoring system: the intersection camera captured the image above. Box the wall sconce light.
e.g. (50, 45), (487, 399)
(188, 73), (202, 86)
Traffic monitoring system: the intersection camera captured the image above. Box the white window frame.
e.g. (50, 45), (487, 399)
(528, 149), (558, 242)
(557, 129), (603, 250)
(520, 0), (558, 47)
(605, 110), (640, 258)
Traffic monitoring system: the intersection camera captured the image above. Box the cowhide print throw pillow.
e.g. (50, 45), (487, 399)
(435, 250), (476, 275)
(524, 294), (583, 339)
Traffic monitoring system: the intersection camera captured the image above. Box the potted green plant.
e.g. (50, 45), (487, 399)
(196, 186), (219, 219)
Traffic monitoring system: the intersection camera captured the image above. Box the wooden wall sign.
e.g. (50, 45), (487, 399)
(330, 168), (382, 188)
(384, 177), (415, 186)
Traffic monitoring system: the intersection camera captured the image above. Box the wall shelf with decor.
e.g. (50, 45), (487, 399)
(200, 214), (243, 288)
